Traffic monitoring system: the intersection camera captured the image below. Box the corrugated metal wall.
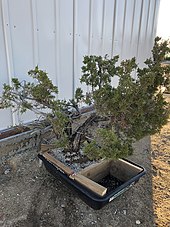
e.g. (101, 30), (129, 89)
(0, 0), (160, 129)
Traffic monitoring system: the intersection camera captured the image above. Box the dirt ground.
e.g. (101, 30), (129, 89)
(151, 96), (170, 227)
(1, 136), (153, 227)
(1, 96), (170, 226)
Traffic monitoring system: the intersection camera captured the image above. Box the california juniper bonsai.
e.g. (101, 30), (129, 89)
(0, 37), (170, 160)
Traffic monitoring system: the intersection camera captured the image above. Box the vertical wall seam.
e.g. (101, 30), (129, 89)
(143, 0), (151, 56)
(87, 0), (92, 93)
(30, 0), (39, 67)
(155, 0), (161, 37)
(88, 0), (92, 55)
(1, 0), (16, 126)
(120, 0), (127, 60)
(151, 0), (160, 40)
(111, 0), (117, 57)
(101, 0), (105, 55)
(136, 0), (144, 60)
(130, 0), (136, 48)
(54, 0), (59, 89)
(145, 0), (151, 41)
(150, 0), (157, 48)
(72, 0), (76, 97)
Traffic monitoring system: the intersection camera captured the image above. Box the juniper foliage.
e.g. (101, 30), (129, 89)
(0, 37), (169, 160)
(79, 37), (170, 159)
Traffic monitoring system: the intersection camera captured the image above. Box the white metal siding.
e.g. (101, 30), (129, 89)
(0, 0), (160, 129)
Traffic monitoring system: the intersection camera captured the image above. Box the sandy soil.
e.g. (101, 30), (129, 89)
(151, 96), (170, 227)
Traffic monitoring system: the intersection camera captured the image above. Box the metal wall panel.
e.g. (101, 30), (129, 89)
(36, 0), (56, 78)
(73, 0), (90, 91)
(57, 0), (74, 99)
(121, 0), (136, 60)
(6, 0), (37, 124)
(0, 0), (13, 128)
(101, 0), (115, 56)
(90, 0), (104, 56)
(7, 0), (34, 78)
(137, 0), (153, 65)
(0, 0), (160, 129)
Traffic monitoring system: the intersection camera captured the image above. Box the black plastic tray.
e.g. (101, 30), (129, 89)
(38, 154), (146, 210)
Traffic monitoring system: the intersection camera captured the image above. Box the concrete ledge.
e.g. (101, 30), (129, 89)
(0, 126), (52, 164)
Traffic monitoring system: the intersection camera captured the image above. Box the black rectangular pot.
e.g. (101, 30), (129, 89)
(38, 154), (146, 210)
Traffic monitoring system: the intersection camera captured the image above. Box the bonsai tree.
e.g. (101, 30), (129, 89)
(0, 37), (170, 161)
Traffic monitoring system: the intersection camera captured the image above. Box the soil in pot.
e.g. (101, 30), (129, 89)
(97, 174), (123, 192)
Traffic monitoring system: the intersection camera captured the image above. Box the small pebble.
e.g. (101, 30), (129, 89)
(4, 169), (10, 175)
(136, 220), (141, 225)
(123, 209), (127, 215)
(61, 204), (65, 208)
(38, 160), (42, 167)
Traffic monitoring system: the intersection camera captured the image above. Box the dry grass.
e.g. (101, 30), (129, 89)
(151, 96), (170, 227)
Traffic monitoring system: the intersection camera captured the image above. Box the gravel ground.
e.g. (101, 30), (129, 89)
(0, 136), (154, 227)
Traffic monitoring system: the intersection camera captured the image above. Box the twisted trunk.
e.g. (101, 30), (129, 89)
(71, 113), (96, 153)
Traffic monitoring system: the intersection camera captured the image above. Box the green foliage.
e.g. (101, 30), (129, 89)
(75, 87), (84, 103)
(0, 66), (59, 113)
(152, 37), (170, 63)
(0, 66), (72, 150)
(0, 37), (170, 160)
(83, 129), (132, 160)
(81, 55), (119, 90)
(80, 37), (170, 159)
